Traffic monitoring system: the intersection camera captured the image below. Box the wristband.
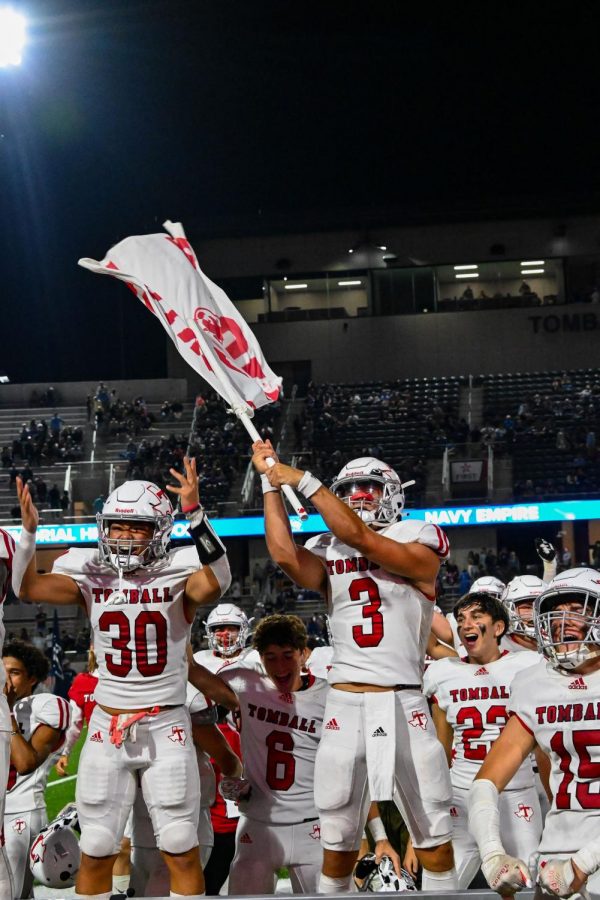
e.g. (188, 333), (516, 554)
(368, 816), (387, 843)
(297, 471), (323, 499)
(261, 474), (279, 494)
(182, 502), (201, 515)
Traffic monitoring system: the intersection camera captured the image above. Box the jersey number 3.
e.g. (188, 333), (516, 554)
(350, 577), (384, 647)
(99, 610), (168, 677)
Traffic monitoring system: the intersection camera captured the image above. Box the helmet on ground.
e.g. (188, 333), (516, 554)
(469, 576), (505, 601)
(30, 803), (80, 888)
(331, 457), (414, 527)
(535, 567), (600, 671)
(502, 575), (545, 637)
(206, 603), (251, 656)
(97, 480), (173, 572)
(355, 854), (417, 892)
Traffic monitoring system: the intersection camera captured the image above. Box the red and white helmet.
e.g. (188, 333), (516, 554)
(30, 803), (80, 888)
(535, 567), (600, 671)
(97, 480), (173, 572)
(206, 603), (251, 656)
(331, 457), (413, 527)
(469, 576), (505, 600)
(502, 575), (545, 638)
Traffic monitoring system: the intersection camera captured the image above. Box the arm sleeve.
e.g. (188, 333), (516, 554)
(61, 701), (84, 755)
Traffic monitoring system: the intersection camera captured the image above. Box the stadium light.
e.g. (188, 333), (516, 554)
(0, 6), (27, 67)
(284, 283), (308, 290)
(456, 273), (479, 279)
(521, 268), (545, 275)
(453, 264), (478, 271)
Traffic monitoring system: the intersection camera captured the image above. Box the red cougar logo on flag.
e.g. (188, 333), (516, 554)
(192, 307), (279, 399)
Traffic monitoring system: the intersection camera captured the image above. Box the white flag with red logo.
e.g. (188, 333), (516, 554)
(78, 222), (281, 411)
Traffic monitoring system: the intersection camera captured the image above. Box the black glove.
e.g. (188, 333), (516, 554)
(535, 538), (556, 562)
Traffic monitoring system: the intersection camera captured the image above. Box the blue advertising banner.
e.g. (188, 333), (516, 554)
(3, 499), (599, 545)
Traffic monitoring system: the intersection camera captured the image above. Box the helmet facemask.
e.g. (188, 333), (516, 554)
(535, 588), (600, 671)
(97, 513), (172, 574)
(331, 458), (413, 528)
(205, 604), (251, 656)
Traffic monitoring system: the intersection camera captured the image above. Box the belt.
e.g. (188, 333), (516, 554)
(302, 817), (319, 823)
(395, 684), (421, 691)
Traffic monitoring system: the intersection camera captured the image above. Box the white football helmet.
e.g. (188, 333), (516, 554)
(97, 480), (173, 572)
(535, 568), (600, 671)
(502, 575), (545, 637)
(206, 603), (251, 656)
(30, 803), (80, 888)
(469, 576), (505, 600)
(355, 854), (417, 892)
(331, 457), (414, 527)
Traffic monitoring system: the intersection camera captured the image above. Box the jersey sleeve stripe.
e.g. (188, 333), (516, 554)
(510, 711), (534, 735)
(432, 525), (449, 558)
(0, 529), (15, 567)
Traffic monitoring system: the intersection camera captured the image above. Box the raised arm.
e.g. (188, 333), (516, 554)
(187, 647), (239, 710)
(14, 477), (84, 606)
(167, 457), (232, 608)
(252, 441), (327, 592)
(255, 444), (439, 589)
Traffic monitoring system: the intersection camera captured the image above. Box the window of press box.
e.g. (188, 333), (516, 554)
(258, 274), (370, 323)
(435, 258), (565, 312)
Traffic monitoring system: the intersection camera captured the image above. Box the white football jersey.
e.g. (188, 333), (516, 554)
(193, 646), (261, 674)
(220, 666), (328, 825)
(510, 660), (600, 854)
(53, 546), (200, 708)
(5, 693), (71, 813)
(0, 528), (16, 689)
(424, 651), (538, 791)
(501, 633), (539, 654)
(305, 646), (334, 680)
(306, 519), (449, 685)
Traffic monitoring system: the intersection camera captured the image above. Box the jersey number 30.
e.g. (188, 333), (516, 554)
(350, 577), (384, 647)
(99, 610), (168, 677)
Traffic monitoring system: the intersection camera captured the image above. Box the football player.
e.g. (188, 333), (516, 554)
(468, 568), (600, 897)
(252, 443), (457, 894)
(12, 457), (231, 899)
(0, 527), (16, 897)
(219, 614), (329, 894)
(422, 593), (540, 887)
(55, 645), (98, 778)
(194, 603), (259, 673)
(3, 639), (71, 898)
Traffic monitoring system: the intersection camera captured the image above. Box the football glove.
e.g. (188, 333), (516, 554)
(535, 538), (556, 562)
(482, 853), (532, 894)
(538, 858), (589, 899)
(219, 776), (252, 803)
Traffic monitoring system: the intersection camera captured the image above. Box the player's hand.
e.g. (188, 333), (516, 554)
(251, 439), (279, 474)
(538, 858), (587, 897)
(16, 476), (39, 533)
(535, 538), (556, 562)
(402, 840), (419, 878)
(219, 775), (252, 803)
(55, 755), (69, 777)
(167, 456), (200, 509)
(482, 853), (532, 895)
(374, 839), (403, 879)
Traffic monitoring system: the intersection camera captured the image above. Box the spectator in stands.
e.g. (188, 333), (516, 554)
(458, 569), (471, 594)
(48, 484), (60, 508)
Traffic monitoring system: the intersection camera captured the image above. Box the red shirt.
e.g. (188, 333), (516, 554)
(68, 672), (98, 726)
(210, 722), (242, 834)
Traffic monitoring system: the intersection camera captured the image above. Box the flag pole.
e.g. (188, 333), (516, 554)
(186, 318), (308, 521)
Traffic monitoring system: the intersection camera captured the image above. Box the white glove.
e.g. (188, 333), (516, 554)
(482, 853), (532, 894)
(219, 776), (252, 803)
(538, 858), (587, 898)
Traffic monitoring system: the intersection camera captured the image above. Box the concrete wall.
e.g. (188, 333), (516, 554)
(0, 378), (188, 407)
(166, 301), (598, 384)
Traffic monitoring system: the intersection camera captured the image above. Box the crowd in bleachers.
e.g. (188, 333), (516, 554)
(2, 415), (84, 469)
(481, 369), (600, 500)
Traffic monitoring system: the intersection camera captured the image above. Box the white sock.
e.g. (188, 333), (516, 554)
(112, 874), (130, 892)
(421, 867), (459, 891)
(169, 893), (205, 898)
(318, 872), (355, 893)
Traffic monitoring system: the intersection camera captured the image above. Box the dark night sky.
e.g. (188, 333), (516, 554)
(1, 1), (600, 384)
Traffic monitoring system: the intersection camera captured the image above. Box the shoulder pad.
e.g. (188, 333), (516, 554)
(383, 519), (450, 558)
(31, 693), (71, 731)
